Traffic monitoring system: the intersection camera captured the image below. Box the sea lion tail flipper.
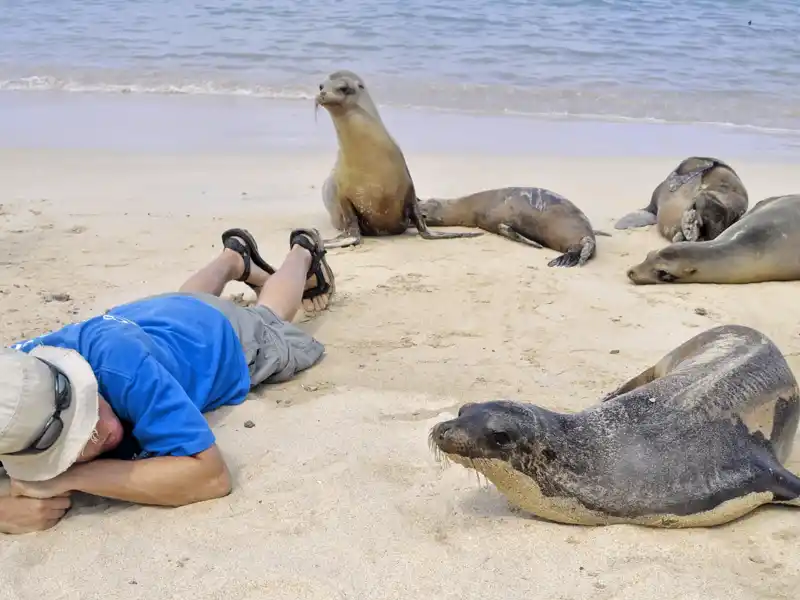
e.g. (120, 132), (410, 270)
(614, 210), (657, 230)
(496, 224), (543, 249)
(681, 207), (702, 242)
(548, 237), (595, 268)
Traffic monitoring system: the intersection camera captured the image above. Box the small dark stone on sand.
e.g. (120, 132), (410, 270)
(609, 349), (620, 354)
(244, 420), (255, 429)
(694, 307), (708, 316)
(43, 292), (71, 303)
(129, 580), (138, 585)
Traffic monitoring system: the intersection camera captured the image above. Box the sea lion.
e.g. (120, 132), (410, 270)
(429, 324), (800, 528)
(314, 70), (483, 248)
(615, 156), (749, 243)
(419, 187), (610, 267)
(627, 193), (800, 285)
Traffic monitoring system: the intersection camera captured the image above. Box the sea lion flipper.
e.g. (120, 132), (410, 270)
(766, 464), (800, 506)
(496, 224), (543, 249)
(593, 230), (612, 237)
(323, 199), (363, 248)
(614, 210), (657, 230)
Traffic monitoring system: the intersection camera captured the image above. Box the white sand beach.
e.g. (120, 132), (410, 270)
(2, 140), (800, 599)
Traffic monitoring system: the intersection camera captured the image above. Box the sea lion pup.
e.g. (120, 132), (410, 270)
(314, 70), (483, 248)
(429, 324), (800, 528)
(615, 156), (749, 243)
(627, 193), (800, 285)
(419, 187), (609, 267)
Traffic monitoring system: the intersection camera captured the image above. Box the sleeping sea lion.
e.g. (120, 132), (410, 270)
(615, 156), (749, 242)
(314, 70), (483, 248)
(627, 193), (800, 285)
(419, 187), (609, 267)
(429, 324), (800, 528)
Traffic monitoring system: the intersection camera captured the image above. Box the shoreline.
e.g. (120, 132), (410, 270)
(2, 89), (800, 159)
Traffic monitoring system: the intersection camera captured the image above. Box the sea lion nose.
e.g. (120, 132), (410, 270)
(433, 421), (453, 442)
(626, 268), (636, 281)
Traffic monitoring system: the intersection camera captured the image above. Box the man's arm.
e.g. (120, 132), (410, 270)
(11, 445), (231, 507)
(62, 444), (231, 506)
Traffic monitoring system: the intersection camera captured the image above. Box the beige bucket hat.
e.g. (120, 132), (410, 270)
(0, 345), (99, 481)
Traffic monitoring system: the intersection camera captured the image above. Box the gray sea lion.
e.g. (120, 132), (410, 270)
(615, 156), (749, 243)
(627, 193), (800, 285)
(314, 70), (483, 249)
(418, 187), (609, 267)
(429, 324), (800, 528)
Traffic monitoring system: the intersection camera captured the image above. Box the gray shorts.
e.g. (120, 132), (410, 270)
(184, 292), (325, 387)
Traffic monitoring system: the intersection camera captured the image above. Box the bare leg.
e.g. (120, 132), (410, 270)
(257, 245), (321, 321)
(179, 249), (270, 296)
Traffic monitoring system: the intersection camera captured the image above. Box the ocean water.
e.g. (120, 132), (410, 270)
(1, 0), (799, 136)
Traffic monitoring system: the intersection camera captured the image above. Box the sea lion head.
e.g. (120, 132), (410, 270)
(626, 244), (699, 285)
(429, 400), (546, 464)
(315, 70), (367, 113)
(418, 199), (446, 226)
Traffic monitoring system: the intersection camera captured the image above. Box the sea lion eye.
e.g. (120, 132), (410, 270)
(655, 269), (677, 282)
(488, 430), (512, 447)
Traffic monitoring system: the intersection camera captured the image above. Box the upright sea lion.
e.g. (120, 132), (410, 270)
(429, 324), (800, 528)
(419, 187), (609, 267)
(615, 156), (749, 243)
(627, 193), (800, 285)
(314, 70), (483, 248)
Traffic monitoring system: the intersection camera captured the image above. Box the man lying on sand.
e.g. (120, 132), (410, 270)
(0, 227), (334, 535)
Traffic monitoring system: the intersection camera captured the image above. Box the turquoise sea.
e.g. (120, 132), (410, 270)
(1, 0), (798, 155)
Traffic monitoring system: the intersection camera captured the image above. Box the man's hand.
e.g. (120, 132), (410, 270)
(9, 477), (68, 499)
(0, 494), (72, 535)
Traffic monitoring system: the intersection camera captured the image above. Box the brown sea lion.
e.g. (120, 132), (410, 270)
(627, 193), (800, 285)
(419, 186), (610, 267)
(314, 70), (483, 249)
(615, 156), (749, 243)
(429, 324), (800, 528)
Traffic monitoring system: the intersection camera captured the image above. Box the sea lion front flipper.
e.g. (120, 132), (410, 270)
(765, 464), (800, 506)
(323, 198), (363, 249)
(614, 209), (657, 230)
(496, 223), (543, 249)
(408, 195), (483, 241)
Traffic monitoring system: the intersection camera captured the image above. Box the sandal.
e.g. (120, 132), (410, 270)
(289, 228), (335, 300)
(221, 228), (276, 291)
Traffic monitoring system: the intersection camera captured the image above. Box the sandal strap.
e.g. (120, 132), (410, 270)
(290, 230), (326, 280)
(223, 236), (251, 283)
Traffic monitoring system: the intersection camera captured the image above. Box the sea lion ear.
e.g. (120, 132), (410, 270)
(684, 267), (698, 276)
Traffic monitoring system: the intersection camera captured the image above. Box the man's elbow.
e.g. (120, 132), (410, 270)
(174, 451), (233, 507)
(205, 464), (233, 500)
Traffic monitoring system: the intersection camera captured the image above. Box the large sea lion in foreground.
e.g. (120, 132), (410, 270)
(429, 324), (800, 528)
(615, 156), (749, 243)
(627, 193), (800, 285)
(314, 70), (483, 248)
(419, 187), (609, 267)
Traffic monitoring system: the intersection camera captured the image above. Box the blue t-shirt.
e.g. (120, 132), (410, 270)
(9, 293), (251, 460)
